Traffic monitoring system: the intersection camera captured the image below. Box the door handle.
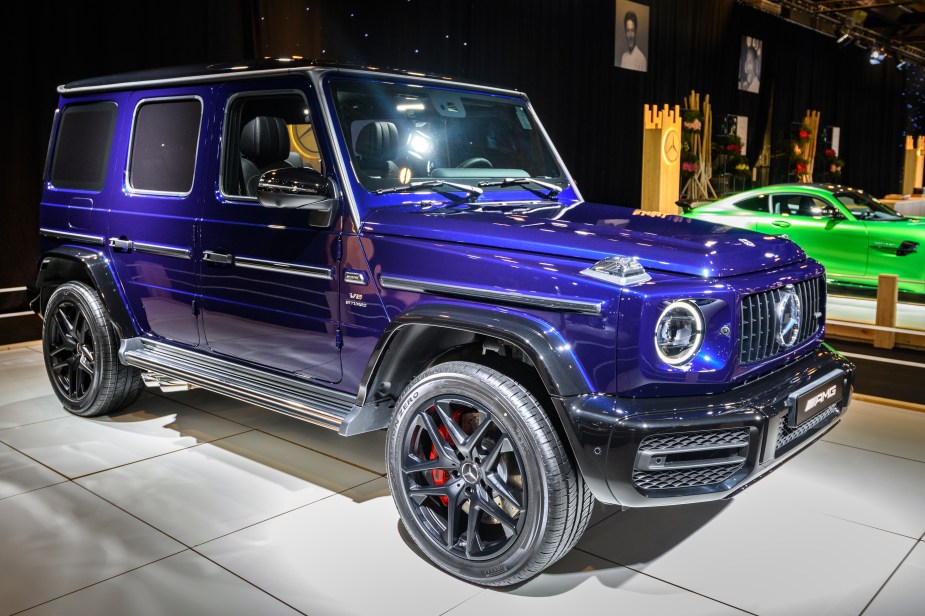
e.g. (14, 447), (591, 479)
(203, 251), (234, 265)
(772, 220), (791, 228)
(108, 237), (134, 252)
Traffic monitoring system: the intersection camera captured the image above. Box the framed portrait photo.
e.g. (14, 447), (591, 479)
(738, 36), (763, 93)
(615, 0), (649, 72)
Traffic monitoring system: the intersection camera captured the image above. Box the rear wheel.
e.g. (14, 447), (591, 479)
(42, 282), (143, 417)
(386, 361), (593, 586)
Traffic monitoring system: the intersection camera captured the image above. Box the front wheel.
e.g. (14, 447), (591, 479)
(386, 361), (592, 586)
(42, 282), (143, 417)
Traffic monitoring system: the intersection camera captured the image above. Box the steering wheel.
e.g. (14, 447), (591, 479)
(456, 157), (493, 169)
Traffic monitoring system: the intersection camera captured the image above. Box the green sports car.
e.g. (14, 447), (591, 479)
(681, 183), (924, 294)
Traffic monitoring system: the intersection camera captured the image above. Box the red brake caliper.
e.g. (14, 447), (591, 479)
(429, 408), (461, 507)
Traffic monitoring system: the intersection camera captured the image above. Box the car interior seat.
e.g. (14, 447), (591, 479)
(797, 196), (818, 216)
(240, 116), (296, 196)
(354, 121), (400, 178)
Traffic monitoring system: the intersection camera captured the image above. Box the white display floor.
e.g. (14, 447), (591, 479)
(1, 344), (924, 615)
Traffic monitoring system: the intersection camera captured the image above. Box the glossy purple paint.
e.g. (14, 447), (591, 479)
(43, 67), (829, 404)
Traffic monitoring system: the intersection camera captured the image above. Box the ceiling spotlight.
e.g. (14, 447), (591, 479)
(869, 47), (886, 65)
(897, 59), (908, 70)
(836, 31), (852, 47)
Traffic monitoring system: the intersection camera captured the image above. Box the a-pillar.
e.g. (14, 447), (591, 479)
(901, 135), (924, 195)
(641, 104), (682, 214)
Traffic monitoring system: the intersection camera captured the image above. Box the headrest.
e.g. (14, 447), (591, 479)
(240, 116), (290, 168)
(355, 121), (399, 161)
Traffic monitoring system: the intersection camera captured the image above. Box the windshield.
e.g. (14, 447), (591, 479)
(835, 191), (904, 221)
(329, 78), (565, 199)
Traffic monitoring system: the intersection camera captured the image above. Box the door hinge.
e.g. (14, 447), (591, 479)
(335, 326), (343, 350)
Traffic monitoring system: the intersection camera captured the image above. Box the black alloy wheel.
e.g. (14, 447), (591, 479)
(387, 361), (593, 586)
(399, 394), (527, 561)
(46, 296), (99, 404)
(42, 282), (143, 417)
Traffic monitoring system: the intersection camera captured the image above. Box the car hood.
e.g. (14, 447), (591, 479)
(361, 201), (806, 278)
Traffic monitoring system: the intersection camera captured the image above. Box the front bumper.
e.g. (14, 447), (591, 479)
(552, 344), (855, 507)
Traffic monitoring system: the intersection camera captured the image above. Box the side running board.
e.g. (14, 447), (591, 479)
(119, 338), (355, 431)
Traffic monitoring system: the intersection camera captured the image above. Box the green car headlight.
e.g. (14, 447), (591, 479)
(654, 301), (704, 366)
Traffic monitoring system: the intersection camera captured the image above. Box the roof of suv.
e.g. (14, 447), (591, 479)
(58, 58), (522, 97)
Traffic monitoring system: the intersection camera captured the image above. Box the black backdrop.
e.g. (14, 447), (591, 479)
(0, 0), (910, 344)
(0, 0), (254, 343)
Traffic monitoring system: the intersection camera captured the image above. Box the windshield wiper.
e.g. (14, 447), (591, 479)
(477, 177), (562, 200)
(375, 180), (482, 201)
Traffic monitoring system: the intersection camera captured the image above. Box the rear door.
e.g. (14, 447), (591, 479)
(105, 88), (209, 346)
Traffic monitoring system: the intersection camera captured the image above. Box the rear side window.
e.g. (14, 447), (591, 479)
(734, 196), (769, 213)
(49, 102), (118, 191)
(128, 98), (202, 195)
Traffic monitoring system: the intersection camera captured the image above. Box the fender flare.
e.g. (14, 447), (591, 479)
(34, 246), (138, 338)
(340, 302), (593, 435)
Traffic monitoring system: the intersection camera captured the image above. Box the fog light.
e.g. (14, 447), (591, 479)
(654, 301), (704, 365)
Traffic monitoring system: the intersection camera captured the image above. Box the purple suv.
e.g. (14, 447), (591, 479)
(31, 59), (854, 586)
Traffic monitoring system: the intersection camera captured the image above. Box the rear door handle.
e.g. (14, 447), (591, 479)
(772, 220), (791, 228)
(108, 237), (134, 252)
(203, 250), (234, 265)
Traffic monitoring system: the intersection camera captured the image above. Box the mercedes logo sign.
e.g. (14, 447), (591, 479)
(775, 284), (802, 348)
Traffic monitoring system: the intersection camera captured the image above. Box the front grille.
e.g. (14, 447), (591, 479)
(633, 428), (750, 492)
(739, 276), (823, 364)
(776, 403), (840, 453)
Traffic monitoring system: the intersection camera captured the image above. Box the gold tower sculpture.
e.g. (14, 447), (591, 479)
(641, 104), (682, 214)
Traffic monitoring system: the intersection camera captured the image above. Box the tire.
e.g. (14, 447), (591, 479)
(42, 282), (143, 417)
(386, 360), (593, 586)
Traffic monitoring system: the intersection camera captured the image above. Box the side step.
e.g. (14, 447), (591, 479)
(120, 338), (355, 431)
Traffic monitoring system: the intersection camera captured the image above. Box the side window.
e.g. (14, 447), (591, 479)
(128, 98), (202, 195)
(787, 195), (830, 218)
(733, 196), (769, 213)
(49, 102), (118, 191)
(772, 194), (800, 215)
(220, 92), (320, 199)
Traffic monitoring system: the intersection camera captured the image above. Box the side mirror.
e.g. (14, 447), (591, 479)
(821, 204), (845, 219)
(256, 167), (338, 227)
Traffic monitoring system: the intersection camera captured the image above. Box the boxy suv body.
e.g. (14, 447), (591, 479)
(32, 60), (854, 586)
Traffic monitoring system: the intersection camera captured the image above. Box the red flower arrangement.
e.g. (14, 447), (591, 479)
(799, 129), (811, 140)
(795, 162), (807, 175)
(725, 143), (742, 154)
(822, 148), (844, 179)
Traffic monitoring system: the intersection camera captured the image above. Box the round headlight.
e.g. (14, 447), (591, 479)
(654, 301), (704, 365)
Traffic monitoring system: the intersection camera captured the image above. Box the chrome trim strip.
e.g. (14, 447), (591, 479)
(40, 228), (106, 246)
(525, 101), (583, 202)
(380, 275), (602, 315)
(133, 242), (192, 260)
(235, 256), (334, 280)
(0, 287), (27, 294)
(344, 271), (368, 285)
(120, 338), (352, 431)
(58, 67), (300, 94)
(311, 70), (362, 231)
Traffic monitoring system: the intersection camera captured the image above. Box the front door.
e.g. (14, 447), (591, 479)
(758, 193), (868, 280)
(199, 81), (342, 383)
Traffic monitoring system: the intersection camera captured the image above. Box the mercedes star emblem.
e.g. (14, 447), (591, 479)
(775, 284), (802, 348)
